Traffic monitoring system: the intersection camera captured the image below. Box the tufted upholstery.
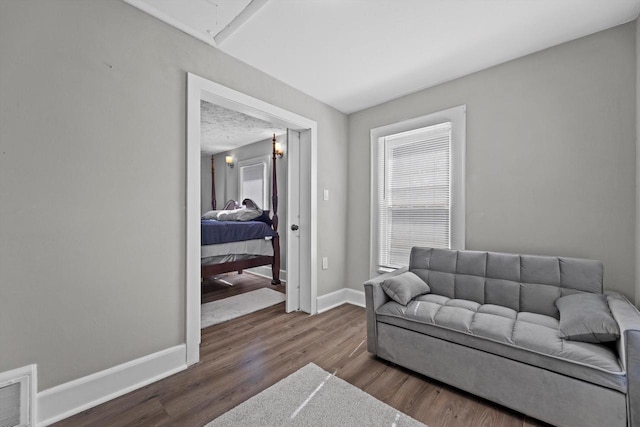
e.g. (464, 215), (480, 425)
(409, 247), (604, 318)
(365, 247), (640, 427)
(376, 294), (625, 392)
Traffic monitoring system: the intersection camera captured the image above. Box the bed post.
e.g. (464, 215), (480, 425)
(271, 134), (281, 285)
(211, 155), (216, 210)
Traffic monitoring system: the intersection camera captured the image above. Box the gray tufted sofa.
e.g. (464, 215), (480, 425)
(364, 247), (640, 427)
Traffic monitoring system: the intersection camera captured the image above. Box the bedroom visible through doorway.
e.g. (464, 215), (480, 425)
(199, 101), (288, 320)
(186, 73), (318, 366)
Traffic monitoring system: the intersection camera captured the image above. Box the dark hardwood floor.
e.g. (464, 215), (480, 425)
(201, 272), (286, 304)
(55, 275), (548, 427)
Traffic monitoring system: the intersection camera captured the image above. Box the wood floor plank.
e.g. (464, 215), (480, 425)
(362, 365), (411, 405)
(428, 386), (480, 427)
(201, 272), (285, 304)
(55, 275), (550, 427)
(385, 372), (439, 419)
(469, 406), (524, 427)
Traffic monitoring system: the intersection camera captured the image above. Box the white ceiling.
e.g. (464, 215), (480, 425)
(126, 0), (252, 44)
(128, 0), (640, 114)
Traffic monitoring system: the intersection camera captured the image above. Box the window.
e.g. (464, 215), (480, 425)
(371, 105), (466, 274)
(378, 123), (451, 269)
(238, 158), (268, 208)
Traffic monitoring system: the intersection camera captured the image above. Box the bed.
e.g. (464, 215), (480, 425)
(201, 135), (281, 285)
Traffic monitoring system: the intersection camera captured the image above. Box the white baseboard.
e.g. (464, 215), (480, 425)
(345, 288), (365, 307)
(246, 266), (287, 282)
(37, 344), (187, 426)
(317, 288), (365, 313)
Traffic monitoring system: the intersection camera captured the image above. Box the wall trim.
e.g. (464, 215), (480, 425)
(369, 105), (466, 278)
(0, 364), (37, 427)
(187, 72), (319, 366)
(317, 288), (365, 313)
(37, 345), (187, 426)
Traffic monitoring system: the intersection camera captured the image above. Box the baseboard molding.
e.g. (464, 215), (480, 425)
(317, 288), (365, 313)
(37, 344), (187, 426)
(246, 266), (287, 282)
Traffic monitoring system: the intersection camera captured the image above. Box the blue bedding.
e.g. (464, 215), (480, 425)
(201, 219), (277, 245)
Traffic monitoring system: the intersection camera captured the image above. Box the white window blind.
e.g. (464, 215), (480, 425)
(378, 122), (452, 270)
(240, 162), (266, 208)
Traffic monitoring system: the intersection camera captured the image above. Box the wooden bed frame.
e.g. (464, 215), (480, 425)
(201, 135), (281, 285)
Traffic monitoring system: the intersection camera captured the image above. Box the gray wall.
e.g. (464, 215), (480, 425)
(0, 0), (348, 390)
(347, 22), (637, 299)
(201, 154), (214, 213)
(201, 135), (288, 270)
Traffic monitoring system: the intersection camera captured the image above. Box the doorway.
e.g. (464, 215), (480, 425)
(186, 73), (318, 365)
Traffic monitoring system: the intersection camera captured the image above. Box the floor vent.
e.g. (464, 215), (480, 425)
(0, 365), (36, 427)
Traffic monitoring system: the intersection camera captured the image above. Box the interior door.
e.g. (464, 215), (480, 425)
(286, 129), (301, 312)
(298, 129), (312, 313)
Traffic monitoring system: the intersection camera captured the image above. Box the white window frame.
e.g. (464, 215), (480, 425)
(237, 156), (270, 209)
(370, 105), (466, 277)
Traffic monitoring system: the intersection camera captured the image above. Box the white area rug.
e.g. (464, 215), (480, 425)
(201, 288), (286, 329)
(205, 363), (427, 426)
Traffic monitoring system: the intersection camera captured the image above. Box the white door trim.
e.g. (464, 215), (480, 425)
(298, 129), (314, 313)
(186, 73), (318, 366)
(286, 129), (301, 313)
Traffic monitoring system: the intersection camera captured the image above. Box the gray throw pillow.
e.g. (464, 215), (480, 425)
(381, 271), (430, 306)
(556, 293), (620, 343)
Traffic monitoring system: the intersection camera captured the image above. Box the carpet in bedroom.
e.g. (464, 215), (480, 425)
(201, 287), (286, 328)
(204, 363), (427, 426)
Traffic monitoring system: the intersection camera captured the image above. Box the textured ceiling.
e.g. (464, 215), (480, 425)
(200, 101), (287, 155)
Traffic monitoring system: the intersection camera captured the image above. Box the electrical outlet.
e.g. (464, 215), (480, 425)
(323, 189), (329, 201)
(322, 257), (328, 270)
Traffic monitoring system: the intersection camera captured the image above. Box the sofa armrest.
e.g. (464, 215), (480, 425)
(363, 267), (408, 355)
(607, 291), (640, 426)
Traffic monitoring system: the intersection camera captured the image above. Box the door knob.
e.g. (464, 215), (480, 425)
(291, 224), (299, 231)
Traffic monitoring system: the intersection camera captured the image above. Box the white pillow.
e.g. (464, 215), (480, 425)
(202, 210), (220, 220)
(216, 207), (262, 222)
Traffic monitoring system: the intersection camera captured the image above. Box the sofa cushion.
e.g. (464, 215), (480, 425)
(376, 294), (625, 393)
(381, 271), (430, 305)
(556, 293), (620, 343)
(408, 247), (604, 319)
